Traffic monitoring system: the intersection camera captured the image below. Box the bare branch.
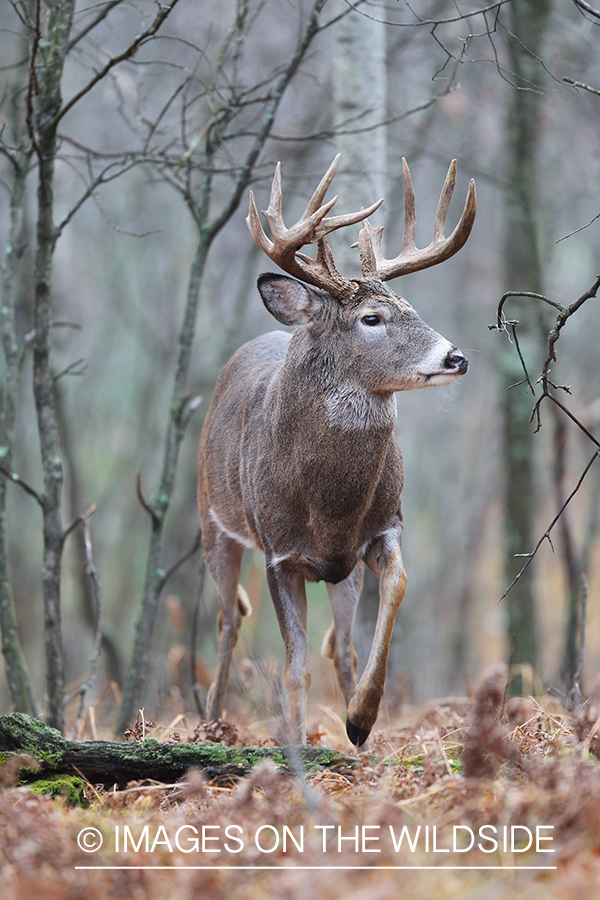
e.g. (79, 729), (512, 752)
(571, 0), (600, 21)
(0, 464), (44, 507)
(563, 76), (600, 98)
(556, 209), (600, 244)
(340, 0), (512, 29)
(156, 529), (202, 596)
(56, 0), (182, 125)
(493, 274), (600, 603)
(136, 472), (160, 523)
(53, 357), (87, 382)
(498, 450), (600, 602)
(66, 506), (103, 739)
(490, 290), (564, 331)
(67, 0), (124, 51)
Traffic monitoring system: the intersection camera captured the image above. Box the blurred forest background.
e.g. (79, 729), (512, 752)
(1, 0), (600, 737)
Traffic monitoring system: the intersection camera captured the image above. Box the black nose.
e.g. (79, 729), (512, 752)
(444, 348), (469, 374)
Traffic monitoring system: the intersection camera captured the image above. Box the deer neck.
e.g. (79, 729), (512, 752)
(273, 330), (397, 442)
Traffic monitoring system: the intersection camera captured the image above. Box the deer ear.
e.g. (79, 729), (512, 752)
(257, 274), (323, 326)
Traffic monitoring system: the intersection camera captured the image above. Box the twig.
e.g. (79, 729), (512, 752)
(490, 291), (564, 332)
(570, 574), (587, 711)
(56, 0), (182, 125)
(70, 506), (102, 740)
(562, 76), (600, 97)
(556, 209), (600, 243)
(0, 464), (44, 507)
(62, 502), (96, 546)
(571, 0), (600, 22)
(498, 450), (600, 602)
(191, 552), (207, 717)
(53, 357), (87, 382)
(136, 472), (160, 523)
(67, 0), (124, 51)
(156, 529), (202, 595)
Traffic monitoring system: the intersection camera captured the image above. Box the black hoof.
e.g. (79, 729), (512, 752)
(346, 717), (371, 748)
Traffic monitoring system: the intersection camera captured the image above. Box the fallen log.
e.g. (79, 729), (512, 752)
(0, 713), (356, 788)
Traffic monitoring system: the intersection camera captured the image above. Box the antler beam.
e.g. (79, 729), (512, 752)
(247, 155), (383, 302)
(357, 158), (476, 281)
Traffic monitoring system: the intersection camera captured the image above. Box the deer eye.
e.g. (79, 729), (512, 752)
(362, 314), (382, 326)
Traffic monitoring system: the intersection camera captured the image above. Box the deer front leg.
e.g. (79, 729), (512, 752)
(266, 563), (310, 744)
(205, 533), (245, 722)
(346, 527), (406, 747)
(324, 562), (364, 705)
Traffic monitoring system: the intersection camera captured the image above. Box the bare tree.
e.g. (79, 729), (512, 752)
(498, 0), (551, 686)
(115, 0), (357, 734)
(0, 0), (180, 731)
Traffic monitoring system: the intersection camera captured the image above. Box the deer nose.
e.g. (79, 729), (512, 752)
(444, 348), (469, 374)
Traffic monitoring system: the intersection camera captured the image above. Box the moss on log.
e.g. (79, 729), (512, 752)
(0, 713), (356, 788)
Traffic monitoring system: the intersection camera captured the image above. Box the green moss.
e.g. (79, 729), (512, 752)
(28, 774), (88, 806)
(400, 754), (425, 772)
(0, 713), (356, 783)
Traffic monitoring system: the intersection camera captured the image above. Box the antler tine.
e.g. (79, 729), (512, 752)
(247, 189), (274, 254)
(401, 158), (417, 253)
(358, 158), (476, 281)
(246, 157), (386, 301)
(433, 158), (457, 244)
(303, 153), (341, 217)
(263, 161), (285, 238)
(313, 196), (384, 242)
(439, 171), (476, 254)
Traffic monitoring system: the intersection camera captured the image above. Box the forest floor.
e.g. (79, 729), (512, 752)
(2, 665), (600, 900)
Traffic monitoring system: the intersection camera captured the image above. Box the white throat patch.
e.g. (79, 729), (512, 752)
(325, 384), (397, 431)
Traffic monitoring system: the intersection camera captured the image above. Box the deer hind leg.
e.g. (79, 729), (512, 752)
(323, 562), (364, 706)
(346, 527), (406, 748)
(266, 563), (310, 744)
(205, 532), (247, 721)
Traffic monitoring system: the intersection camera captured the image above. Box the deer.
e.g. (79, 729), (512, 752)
(198, 154), (476, 747)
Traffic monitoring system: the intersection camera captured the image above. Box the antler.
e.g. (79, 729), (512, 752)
(247, 154), (383, 302)
(357, 158), (476, 281)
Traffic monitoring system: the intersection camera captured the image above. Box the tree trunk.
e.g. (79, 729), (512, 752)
(0, 713), (356, 788)
(117, 234), (209, 735)
(501, 0), (551, 684)
(333, 0), (389, 677)
(0, 149), (38, 716)
(30, 0), (78, 732)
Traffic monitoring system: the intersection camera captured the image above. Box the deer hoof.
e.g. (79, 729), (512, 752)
(346, 717), (371, 748)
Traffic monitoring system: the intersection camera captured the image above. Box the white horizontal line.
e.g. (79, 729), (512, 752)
(75, 865), (557, 871)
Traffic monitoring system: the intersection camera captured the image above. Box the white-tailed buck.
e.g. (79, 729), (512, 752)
(198, 155), (476, 746)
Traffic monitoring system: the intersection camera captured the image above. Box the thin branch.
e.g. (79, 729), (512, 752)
(498, 450), (600, 602)
(556, 210), (600, 244)
(56, 0), (182, 125)
(544, 393), (600, 450)
(509, 323), (536, 395)
(571, 0), (600, 21)
(562, 76), (600, 97)
(0, 464), (44, 507)
(493, 275), (600, 603)
(340, 0), (511, 28)
(67, 0), (124, 51)
(156, 529), (202, 596)
(53, 357), (87, 382)
(136, 472), (160, 523)
(207, 0), (328, 239)
(55, 156), (144, 236)
(68, 506), (103, 739)
(190, 552), (206, 717)
(569, 573), (587, 710)
(490, 290), (564, 332)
